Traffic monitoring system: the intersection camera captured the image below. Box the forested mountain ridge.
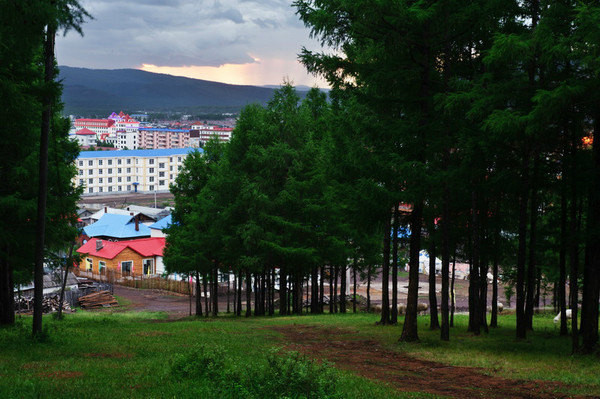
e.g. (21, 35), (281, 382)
(58, 66), (278, 115)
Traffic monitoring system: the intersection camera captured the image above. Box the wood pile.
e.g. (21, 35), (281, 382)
(78, 290), (118, 309)
(15, 294), (72, 314)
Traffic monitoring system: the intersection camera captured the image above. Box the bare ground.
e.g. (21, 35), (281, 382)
(271, 325), (584, 399)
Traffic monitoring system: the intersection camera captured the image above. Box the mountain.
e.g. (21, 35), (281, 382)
(58, 66), (278, 116)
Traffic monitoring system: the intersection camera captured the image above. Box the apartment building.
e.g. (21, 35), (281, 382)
(75, 148), (200, 195)
(138, 128), (190, 149)
(190, 124), (234, 145)
(73, 118), (115, 135)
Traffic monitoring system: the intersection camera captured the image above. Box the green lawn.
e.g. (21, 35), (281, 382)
(0, 308), (598, 398)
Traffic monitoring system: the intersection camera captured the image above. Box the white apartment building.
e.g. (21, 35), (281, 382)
(115, 130), (139, 149)
(75, 148), (200, 196)
(190, 124), (234, 144)
(73, 119), (115, 135)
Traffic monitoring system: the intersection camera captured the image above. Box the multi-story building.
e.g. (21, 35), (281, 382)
(190, 124), (233, 145)
(115, 130), (139, 149)
(138, 128), (190, 149)
(75, 148), (199, 195)
(73, 118), (115, 135)
(109, 111), (140, 133)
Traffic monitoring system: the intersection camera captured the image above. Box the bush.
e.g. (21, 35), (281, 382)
(169, 344), (226, 380)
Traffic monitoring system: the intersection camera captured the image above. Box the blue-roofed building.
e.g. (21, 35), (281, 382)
(83, 213), (152, 240)
(149, 214), (172, 238)
(74, 148), (202, 196)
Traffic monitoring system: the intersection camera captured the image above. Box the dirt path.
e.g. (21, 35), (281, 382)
(113, 285), (191, 317)
(271, 325), (580, 399)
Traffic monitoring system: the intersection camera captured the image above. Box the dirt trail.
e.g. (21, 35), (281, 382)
(271, 325), (581, 399)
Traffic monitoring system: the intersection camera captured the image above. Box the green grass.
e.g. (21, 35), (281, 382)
(0, 310), (598, 398)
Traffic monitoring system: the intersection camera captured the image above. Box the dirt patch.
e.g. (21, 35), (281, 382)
(36, 371), (84, 379)
(83, 352), (133, 359)
(271, 325), (581, 399)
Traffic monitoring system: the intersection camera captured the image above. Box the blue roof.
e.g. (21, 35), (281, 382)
(149, 214), (172, 230)
(83, 213), (152, 239)
(139, 128), (190, 133)
(79, 148), (202, 159)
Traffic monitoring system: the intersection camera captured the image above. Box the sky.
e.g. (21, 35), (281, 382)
(55, 0), (329, 88)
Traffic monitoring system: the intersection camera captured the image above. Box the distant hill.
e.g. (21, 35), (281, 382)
(58, 66), (279, 116)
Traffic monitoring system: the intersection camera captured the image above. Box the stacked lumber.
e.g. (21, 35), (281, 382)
(78, 290), (118, 309)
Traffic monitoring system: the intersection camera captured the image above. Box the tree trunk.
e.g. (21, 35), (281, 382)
(428, 237), (440, 330)
(319, 265), (324, 313)
(490, 230), (499, 328)
(450, 251), (456, 327)
(203, 274), (209, 316)
(353, 257), (358, 313)
(516, 152), (530, 340)
(366, 266), (371, 312)
(440, 190), (450, 339)
(32, 23), (56, 337)
(329, 265), (334, 313)
(340, 264), (347, 313)
(525, 156), (539, 330)
(195, 272), (203, 316)
(379, 214), (392, 324)
(311, 266), (319, 313)
(581, 115), (600, 353)
(468, 191), (481, 335)
(400, 201), (423, 342)
(279, 267), (287, 315)
(391, 205), (400, 324)
(0, 249), (15, 326)
(333, 266), (338, 314)
(57, 243), (75, 320)
(559, 159), (568, 335)
(245, 271), (252, 317)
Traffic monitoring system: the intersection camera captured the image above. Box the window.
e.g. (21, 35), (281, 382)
(98, 169), (103, 175)
(107, 160), (112, 165)
(127, 176), (131, 182)
(88, 160), (93, 166)
(149, 168), (154, 173)
(88, 187), (93, 193)
(79, 179), (83, 185)
(121, 260), (132, 275)
(170, 157), (173, 162)
(149, 177), (154, 183)
(159, 180), (165, 186)
(149, 185), (154, 191)
(108, 186), (112, 192)
(126, 167), (131, 173)
(108, 177), (112, 183)
(99, 187), (103, 192)
(99, 178), (103, 184)
(118, 177), (122, 183)
(159, 171), (165, 177)
(178, 166), (182, 170)
(99, 261), (106, 274)
(127, 159), (131, 164)
(149, 159), (154, 164)
(79, 170), (83, 175)
(89, 169), (93, 175)
(86, 258), (93, 272)
(98, 160), (103, 166)
(88, 178), (93, 184)
(127, 185), (131, 191)
(170, 166), (173, 171)
(159, 163), (165, 168)
(178, 157), (182, 161)
(108, 168), (112, 174)
(117, 159), (122, 165)
(118, 186), (122, 191)
(118, 168), (122, 174)
(143, 259), (154, 275)
(79, 161), (83, 166)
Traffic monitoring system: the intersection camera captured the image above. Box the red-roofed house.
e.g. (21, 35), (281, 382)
(75, 128), (98, 146)
(77, 237), (166, 276)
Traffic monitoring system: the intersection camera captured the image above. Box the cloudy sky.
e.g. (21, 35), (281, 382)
(55, 0), (328, 87)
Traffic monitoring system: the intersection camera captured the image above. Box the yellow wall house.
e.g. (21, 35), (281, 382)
(77, 237), (165, 277)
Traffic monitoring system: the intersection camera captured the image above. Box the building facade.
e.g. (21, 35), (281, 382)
(138, 128), (190, 149)
(75, 148), (200, 195)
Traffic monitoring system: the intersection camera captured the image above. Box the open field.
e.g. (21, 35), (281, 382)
(1, 304), (598, 398)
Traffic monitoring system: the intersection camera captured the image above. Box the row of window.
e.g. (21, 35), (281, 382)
(84, 258), (155, 275)
(78, 157), (183, 167)
(79, 166), (181, 177)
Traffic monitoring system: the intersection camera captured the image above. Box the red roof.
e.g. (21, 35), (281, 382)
(77, 237), (165, 259)
(76, 128), (96, 135)
(75, 119), (115, 127)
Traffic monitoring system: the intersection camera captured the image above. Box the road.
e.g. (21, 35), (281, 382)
(78, 192), (174, 208)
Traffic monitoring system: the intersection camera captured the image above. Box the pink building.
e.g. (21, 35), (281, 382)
(138, 128), (190, 149)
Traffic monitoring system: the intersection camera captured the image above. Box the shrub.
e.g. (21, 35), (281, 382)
(169, 344), (226, 380)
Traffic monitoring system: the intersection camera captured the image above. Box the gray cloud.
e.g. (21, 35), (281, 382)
(56, 0), (324, 83)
